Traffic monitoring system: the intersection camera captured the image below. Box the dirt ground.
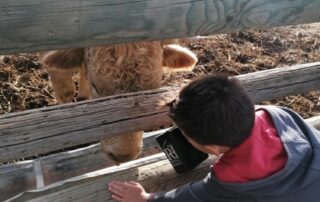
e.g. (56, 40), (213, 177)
(0, 23), (319, 118)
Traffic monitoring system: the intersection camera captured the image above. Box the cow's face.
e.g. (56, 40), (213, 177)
(84, 42), (197, 164)
(85, 42), (197, 99)
(100, 132), (143, 164)
(41, 41), (197, 164)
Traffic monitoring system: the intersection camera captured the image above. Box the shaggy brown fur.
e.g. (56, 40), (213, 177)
(41, 40), (197, 163)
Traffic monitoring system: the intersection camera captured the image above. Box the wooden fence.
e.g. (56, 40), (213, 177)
(2, 62), (320, 201)
(8, 116), (320, 202)
(1, 0), (320, 54)
(1, 0), (320, 201)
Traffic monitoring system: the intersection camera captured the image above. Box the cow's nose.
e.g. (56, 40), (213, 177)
(106, 152), (138, 164)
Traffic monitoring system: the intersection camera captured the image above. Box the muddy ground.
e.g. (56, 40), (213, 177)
(0, 23), (319, 118)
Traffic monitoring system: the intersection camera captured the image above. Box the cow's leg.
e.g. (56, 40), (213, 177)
(78, 64), (91, 101)
(46, 68), (76, 103)
(40, 49), (84, 104)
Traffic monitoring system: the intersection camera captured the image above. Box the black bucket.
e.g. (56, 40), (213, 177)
(156, 127), (209, 174)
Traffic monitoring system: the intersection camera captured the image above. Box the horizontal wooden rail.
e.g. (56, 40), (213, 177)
(1, 0), (320, 54)
(7, 153), (196, 202)
(0, 62), (320, 163)
(6, 113), (320, 202)
(0, 129), (167, 202)
(3, 116), (320, 201)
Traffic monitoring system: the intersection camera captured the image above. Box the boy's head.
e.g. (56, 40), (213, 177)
(168, 74), (255, 149)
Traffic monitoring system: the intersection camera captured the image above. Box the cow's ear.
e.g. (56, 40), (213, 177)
(41, 48), (84, 70)
(162, 45), (197, 72)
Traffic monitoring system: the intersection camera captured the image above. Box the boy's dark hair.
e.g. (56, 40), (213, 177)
(168, 74), (255, 147)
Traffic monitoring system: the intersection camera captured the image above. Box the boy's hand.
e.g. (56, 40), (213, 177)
(108, 180), (150, 202)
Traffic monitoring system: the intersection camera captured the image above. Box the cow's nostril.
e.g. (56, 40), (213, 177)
(105, 152), (138, 164)
(76, 96), (88, 101)
(106, 152), (116, 160)
(106, 152), (121, 165)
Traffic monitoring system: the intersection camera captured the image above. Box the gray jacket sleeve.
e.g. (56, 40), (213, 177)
(147, 172), (248, 202)
(147, 173), (220, 202)
(148, 181), (204, 202)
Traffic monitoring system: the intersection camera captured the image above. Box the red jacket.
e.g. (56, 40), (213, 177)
(213, 109), (288, 182)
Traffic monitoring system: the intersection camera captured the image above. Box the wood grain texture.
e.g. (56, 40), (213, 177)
(0, 161), (36, 202)
(41, 129), (162, 185)
(6, 154), (213, 202)
(0, 62), (319, 163)
(0, 130), (164, 201)
(0, 129), (162, 201)
(0, 116), (320, 201)
(1, 0), (320, 54)
(3, 116), (320, 201)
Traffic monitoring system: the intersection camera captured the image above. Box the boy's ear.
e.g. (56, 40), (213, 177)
(203, 145), (231, 156)
(162, 45), (197, 72)
(41, 48), (84, 70)
(202, 145), (222, 156)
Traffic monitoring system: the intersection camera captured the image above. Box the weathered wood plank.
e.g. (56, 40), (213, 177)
(6, 153), (212, 202)
(0, 130), (165, 201)
(0, 62), (319, 163)
(3, 115), (320, 201)
(0, 161), (37, 202)
(41, 129), (164, 185)
(1, 0), (320, 54)
(6, 108), (320, 202)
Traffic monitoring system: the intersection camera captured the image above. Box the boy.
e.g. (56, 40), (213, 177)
(108, 74), (320, 202)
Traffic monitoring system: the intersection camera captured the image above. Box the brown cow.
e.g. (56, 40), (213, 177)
(41, 40), (197, 164)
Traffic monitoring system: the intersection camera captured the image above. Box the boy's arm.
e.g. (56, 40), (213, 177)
(108, 179), (207, 202)
(148, 174), (224, 202)
(148, 182), (202, 202)
(109, 173), (228, 202)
